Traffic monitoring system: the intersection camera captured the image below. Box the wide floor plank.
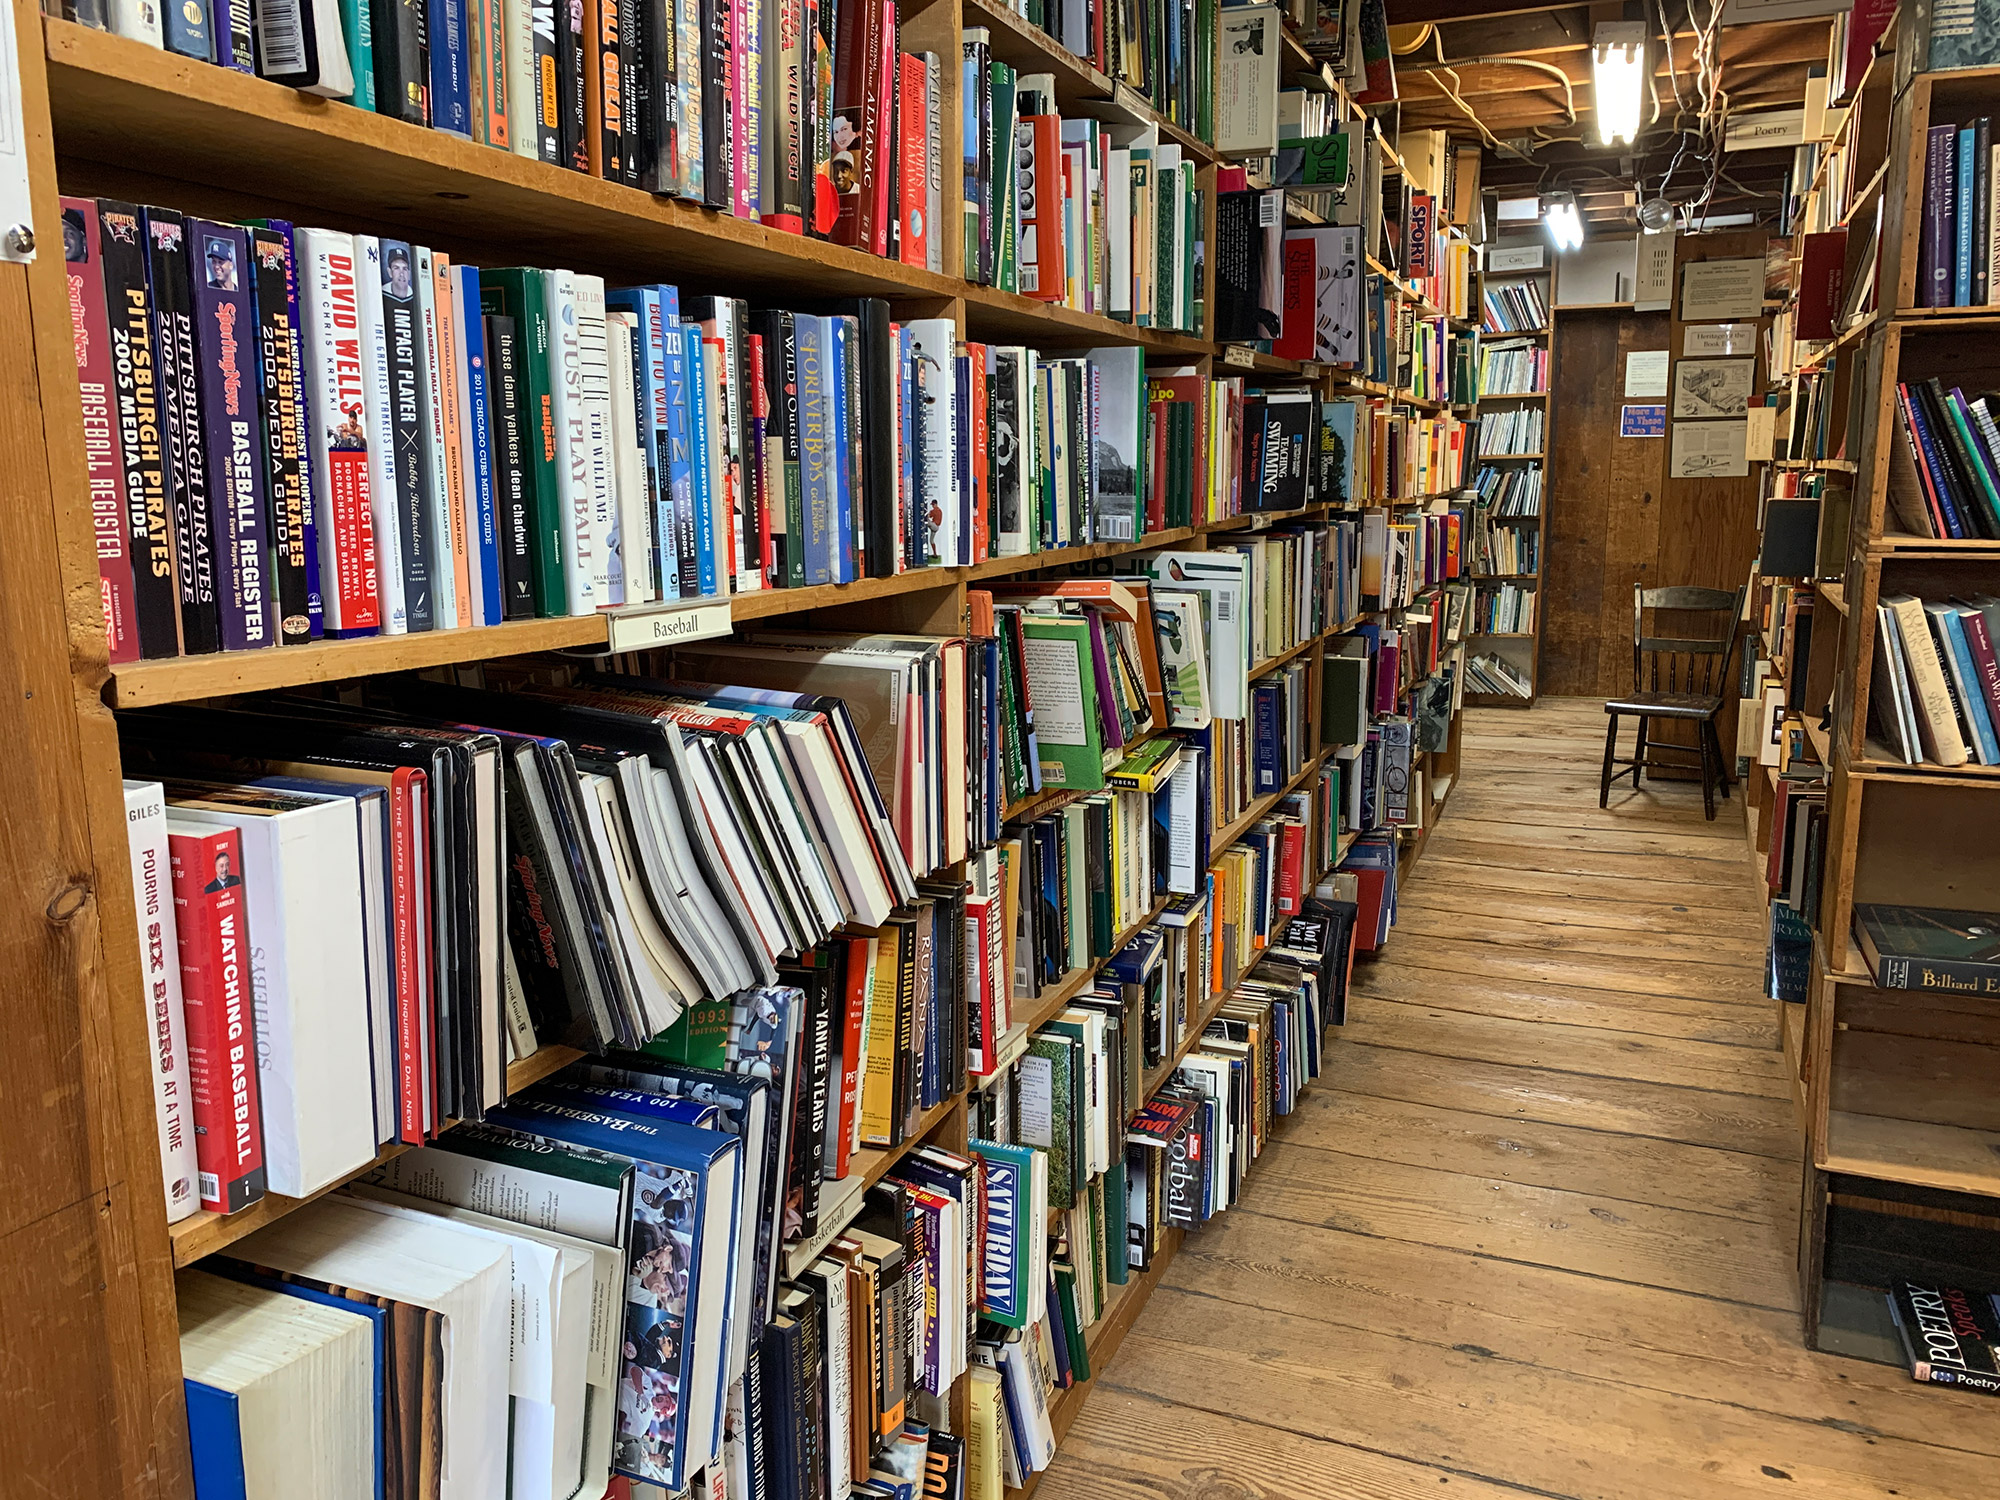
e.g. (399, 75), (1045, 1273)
(1037, 698), (2000, 1500)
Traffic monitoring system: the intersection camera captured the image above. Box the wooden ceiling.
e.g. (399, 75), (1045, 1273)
(1363, 2), (1831, 226)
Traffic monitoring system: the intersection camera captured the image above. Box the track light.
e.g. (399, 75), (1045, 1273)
(1543, 193), (1584, 253)
(1593, 22), (1647, 148)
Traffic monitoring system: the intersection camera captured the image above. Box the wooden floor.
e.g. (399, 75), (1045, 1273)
(1037, 697), (2000, 1500)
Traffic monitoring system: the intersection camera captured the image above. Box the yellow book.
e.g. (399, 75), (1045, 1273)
(859, 923), (903, 1145)
(967, 1365), (1005, 1498)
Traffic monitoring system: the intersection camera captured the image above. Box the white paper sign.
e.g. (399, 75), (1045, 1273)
(1624, 350), (1670, 398)
(1745, 405), (1778, 461)
(1684, 323), (1756, 355)
(1680, 258), (1766, 321)
(1670, 420), (1750, 478)
(1672, 358), (1756, 418)
(605, 596), (735, 653)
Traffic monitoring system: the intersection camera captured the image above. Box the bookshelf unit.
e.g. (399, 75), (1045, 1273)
(1465, 253), (1554, 707)
(4, 2), (1490, 1492)
(1754, 12), (2000, 1356)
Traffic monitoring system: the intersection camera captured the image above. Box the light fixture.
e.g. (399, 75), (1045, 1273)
(1592, 21), (1647, 148)
(1543, 192), (1584, 253)
(1637, 197), (1677, 232)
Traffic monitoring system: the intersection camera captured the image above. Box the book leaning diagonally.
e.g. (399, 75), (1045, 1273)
(1885, 593), (1970, 766)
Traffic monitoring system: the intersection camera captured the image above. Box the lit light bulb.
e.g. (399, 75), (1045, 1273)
(1593, 22), (1647, 149)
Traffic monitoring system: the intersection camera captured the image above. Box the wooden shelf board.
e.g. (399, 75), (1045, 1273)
(507, 1044), (584, 1094)
(1248, 633), (1319, 681)
(848, 1096), (963, 1193)
(1822, 1111), (2000, 1197)
(1854, 739), (2000, 780)
(109, 615), (612, 707)
(169, 1138), (419, 1268)
(1211, 747), (1335, 853)
(1870, 534), (2000, 555)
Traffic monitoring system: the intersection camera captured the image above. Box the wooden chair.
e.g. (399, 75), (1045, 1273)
(1600, 583), (1746, 821)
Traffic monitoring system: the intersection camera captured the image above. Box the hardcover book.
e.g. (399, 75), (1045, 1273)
(1889, 1280), (2000, 1395)
(1855, 903), (2000, 993)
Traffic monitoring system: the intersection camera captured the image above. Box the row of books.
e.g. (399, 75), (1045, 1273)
(1472, 405), (1544, 454)
(1471, 581), (1536, 635)
(960, 68), (1204, 332)
(982, 0), (1218, 143)
(1888, 378), (2000, 540)
(1329, 399), (1474, 506)
(1478, 340), (1548, 397)
(1480, 277), (1548, 335)
(1474, 464), (1543, 515)
(85, 0), (974, 271)
(1471, 524), (1538, 577)
(1918, 120), (2000, 308)
(1466, 650), (1533, 697)
(1870, 593), (2000, 769)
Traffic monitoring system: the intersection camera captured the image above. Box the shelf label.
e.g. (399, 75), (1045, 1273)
(606, 596), (735, 652)
(1221, 345), (1255, 368)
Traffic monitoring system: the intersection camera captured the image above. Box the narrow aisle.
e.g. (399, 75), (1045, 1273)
(1036, 697), (1999, 1500)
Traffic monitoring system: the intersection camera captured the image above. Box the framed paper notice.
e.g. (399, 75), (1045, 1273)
(1670, 420), (1750, 478)
(1624, 349), (1670, 398)
(1679, 258), (1765, 321)
(1672, 358), (1755, 418)
(1684, 322), (1755, 356)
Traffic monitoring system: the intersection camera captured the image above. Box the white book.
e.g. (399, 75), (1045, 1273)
(606, 309), (656, 607)
(545, 270), (596, 614)
(924, 52), (944, 275)
(505, 0), (542, 159)
(123, 781), (200, 1224)
(448, 265), (489, 626)
(164, 791), (375, 1200)
(177, 1271), (376, 1500)
(577, 771), (688, 1038)
(293, 228), (382, 637)
(234, 1197), (514, 1500)
(414, 247), (461, 630)
(907, 317), (962, 566)
(1107, 148), (1133, 318)
(109, 0), (163, 47)
(574, 274), (618, 608)
(353, 236), (409, 634)
(251, 0), (355, 96)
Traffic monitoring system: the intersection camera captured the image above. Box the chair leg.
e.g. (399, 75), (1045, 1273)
(1632, 716), (1650, 787)
(1600, 713), (1618, 808)
(1697, 719), (1718, 821)
(1707, 718), (1732, 801)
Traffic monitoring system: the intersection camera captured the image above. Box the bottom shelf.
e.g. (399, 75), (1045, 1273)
(1822, 1111), (2000, 1197)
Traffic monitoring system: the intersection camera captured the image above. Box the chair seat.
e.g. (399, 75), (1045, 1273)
(1603, 690), (1723, 719)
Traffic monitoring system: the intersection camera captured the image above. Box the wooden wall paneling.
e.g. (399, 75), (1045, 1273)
(3, 0), (188, 1490)
(1658, 229), (1772, 767)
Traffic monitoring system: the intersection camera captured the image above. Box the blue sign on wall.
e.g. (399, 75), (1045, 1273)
(1621, 403), (1666, 438)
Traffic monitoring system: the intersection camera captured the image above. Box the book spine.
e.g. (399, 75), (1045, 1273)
(766, 0), (805, 232)
(627, 290), (673, 600)
(619, 0), (641, 185)
(704, 0), (735, 209)
(456, 268), (502, 626)
(660, 298), (698, 596)
(500, 0), (535, 155)
(342, 0), (377, 110)
(528, 0), (563, 161)
(264, 222), (324, 638)
(828, 316), (856, 583)
(732, 0), (762, 219)
(546, 269), (597, 612)
(416, 248), (464, 629)
(97, 201), (181, 658)
(147, 210), (222, 655)
(248, 228), (314, 645)
(573, 274), (617, 606)
(432, 254), (474, 626)
(188, 221), (276, 652)
(126, 785), (200, 1224)
(379, 240), (435, 630)
(215, 0), (255, 70)
(1958, 126), (1977, 306)
(162, 0), (211, 58)
(898, 52), (926, 268)
(482, 313), (539, 617)
(371, 0), (431, 125)
(559, 0), (589, 170)
(427, 0), (471, 133)
(168, 826), (268, 1214)
(597, 0), (627, 178)
(686, 324), (719, 593)
(677, 0), (707, 202)
(63, 198), (143, 666)
(1925, 124), (1956, 309)
(295, 229), (383, 638)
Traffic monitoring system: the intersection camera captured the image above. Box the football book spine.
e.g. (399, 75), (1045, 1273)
(187, 220), (277, 652)
(96, 201), (181, 658)
(247, 228), (315, 645)
(457, 271), (503, 626)
(415, 247), (463, 629)
(482, 313), (538, 616)
(61, 197), (143, 666)
(378, 239), (436, 631)
(294, 229), (383, 637)
(146, 209), (221, 655)
(168, 823), (268, 1214)
(558, 0), (589, 171)
(370, 0), (432, 125)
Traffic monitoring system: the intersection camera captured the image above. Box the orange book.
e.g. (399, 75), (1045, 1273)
(432, 252), (473, 625)
(1019, 113), (1067, 303)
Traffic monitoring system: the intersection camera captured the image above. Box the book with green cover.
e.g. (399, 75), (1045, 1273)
(642, 998), (732, 1070)
(479, 268), (567, 613)
(968, 1138), (1037, 1328)
(1855, 904), (2000, 993)
(1020, 615), (1111, 790)
(1021, 1032), (1080, 1208)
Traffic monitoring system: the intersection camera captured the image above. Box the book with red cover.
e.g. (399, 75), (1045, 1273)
(1275, 819), (1306, 916)
(831, 0), (892, 253)
(836, 932), (870, 1174)
(168, 823), (267, 1213)
(1017, 112), (1066, 302)
(897, 52), (928, 268)
(61, 197), (142, 665)
(1273, 236), (1317, 362)
(1797, 230), (1848, 341)
(1841, 0), (1896, 98)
